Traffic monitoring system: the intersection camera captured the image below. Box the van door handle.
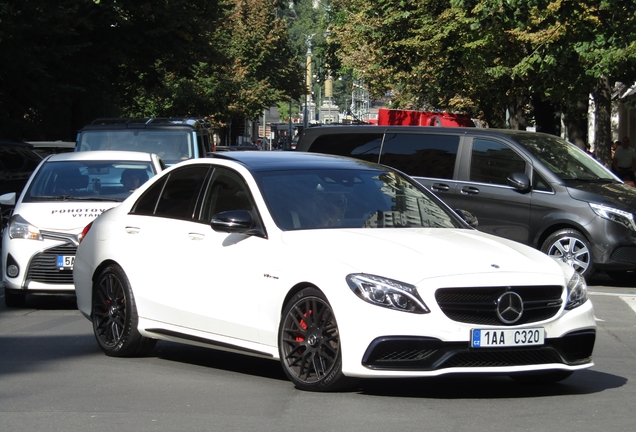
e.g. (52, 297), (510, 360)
(431, 183), (450, 192)
(188, 233), (205, 241)
(125, 226), (140, 234)
(461, 186), (480, 195)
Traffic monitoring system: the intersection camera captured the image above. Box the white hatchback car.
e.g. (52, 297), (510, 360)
(1, 151), (164, 306)
(73, 152), (595, 391)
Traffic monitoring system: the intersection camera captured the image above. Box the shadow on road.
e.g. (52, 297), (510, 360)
(356, 369), (625, 398)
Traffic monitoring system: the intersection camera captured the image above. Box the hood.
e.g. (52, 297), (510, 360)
(281, 228), (564, 285)
(14, 202), (120, 233)
(567, 181), (636, 210)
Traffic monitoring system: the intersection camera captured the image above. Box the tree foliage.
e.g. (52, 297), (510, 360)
(0, 0), (304, 140)
(329, 0), (636, 148)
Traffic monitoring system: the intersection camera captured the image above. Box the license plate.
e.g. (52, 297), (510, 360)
(471, 327), (544, 348)
(57, 255), (75, 270)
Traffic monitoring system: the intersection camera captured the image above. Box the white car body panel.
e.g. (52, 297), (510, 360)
(2, 151), (163, 293)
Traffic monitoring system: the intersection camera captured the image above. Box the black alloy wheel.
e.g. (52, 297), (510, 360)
(92, 264), (156, 357)
(278, 288), (354, 391)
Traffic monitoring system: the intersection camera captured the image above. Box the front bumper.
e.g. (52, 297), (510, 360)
(362, 329), (595, 371)
(2, 236), (77, 292)
(335, 273), (596, 378)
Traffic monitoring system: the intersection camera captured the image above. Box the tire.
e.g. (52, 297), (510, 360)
(278, 288), (355, 392)
(5, 290), (26, 307)
(509, 370), (573, 384)
(541, 229), (593, 279)
(92, 264), (156, 357)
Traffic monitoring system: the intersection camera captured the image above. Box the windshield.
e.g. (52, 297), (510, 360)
(255, 168), (463, 230)
(78, 130), (192, 165)
(23, 160), (155, 203)
(511, 133), (615, 182)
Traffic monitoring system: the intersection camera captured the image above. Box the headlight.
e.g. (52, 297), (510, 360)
(346, 273), (429, 314)
(565, 271), (588, 310)
(590, 203), (636, 231)
(8, 214), (42, 240)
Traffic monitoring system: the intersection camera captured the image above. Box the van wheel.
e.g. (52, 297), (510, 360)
(541, 229), (593, 278)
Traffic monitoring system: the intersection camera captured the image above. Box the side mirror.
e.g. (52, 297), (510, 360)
(0, 192), (17, 207)
(455, 209), (478, 229)
(211, 210), (266, 238)
(211, 210), (253, 233)
(507, 172), (531, 192)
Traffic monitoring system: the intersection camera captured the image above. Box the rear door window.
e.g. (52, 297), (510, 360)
(379, 133), (460, 179)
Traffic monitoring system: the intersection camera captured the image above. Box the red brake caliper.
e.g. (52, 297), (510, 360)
(296, 310), (312, 342)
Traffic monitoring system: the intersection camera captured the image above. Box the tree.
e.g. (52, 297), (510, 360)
(328, 0), (636, 155)
(0, 0), (304, 140)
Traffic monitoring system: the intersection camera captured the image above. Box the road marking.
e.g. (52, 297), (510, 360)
(621, 296), (636, 314)
(589, 291), (636, 318)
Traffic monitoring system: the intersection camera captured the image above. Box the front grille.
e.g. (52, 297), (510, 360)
(26, 243), (76, 284)
(362, 331), (595, 370)
(610, 246), (636, 264)
(435, 286), (563, 326)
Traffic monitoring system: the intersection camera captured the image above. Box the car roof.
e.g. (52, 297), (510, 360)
(44, 150), (156, 163)
(209, 151), (384, 172)
(79, 117), (211, 131)
(0, 139), (35, 149)
(300, 124), (549, 139)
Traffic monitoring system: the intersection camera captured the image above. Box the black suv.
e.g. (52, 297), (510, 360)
(297, 124), (636, 280)
(76, 118), (215, 165)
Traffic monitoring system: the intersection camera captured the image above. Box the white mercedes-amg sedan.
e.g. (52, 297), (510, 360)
(73, 152), (596, 391)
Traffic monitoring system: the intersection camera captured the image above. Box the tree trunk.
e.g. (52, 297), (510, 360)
(507, 99), (527, 130)
(563, 97), (589, 150)
(593, 76), (612, 169)
(532, 94), (558, 136)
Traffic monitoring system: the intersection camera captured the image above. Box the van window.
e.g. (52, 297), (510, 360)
(380, 133), (459, 179)
(533, 169), (552, 192)
(307, 133), (383, 163)
(470, 139), (526, 185)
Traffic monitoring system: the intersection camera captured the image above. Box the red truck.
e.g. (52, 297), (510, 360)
(377, 108), (474, 127)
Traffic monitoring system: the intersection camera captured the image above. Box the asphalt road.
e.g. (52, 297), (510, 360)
(1, 273), (635, 432)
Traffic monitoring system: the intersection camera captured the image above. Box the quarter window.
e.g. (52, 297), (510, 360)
(308, 133), (383, 163)
(469, 139), (526, 185)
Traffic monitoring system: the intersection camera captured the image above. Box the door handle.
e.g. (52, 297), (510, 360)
(188, 233), (205, 241)
(431, 183), (450, 192)
(125, 226), (140, 234)
(461, 186), (480, 195)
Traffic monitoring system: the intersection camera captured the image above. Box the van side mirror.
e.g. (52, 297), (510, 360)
(507, 172), (531, 192)
(455, 209), (478, 229)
